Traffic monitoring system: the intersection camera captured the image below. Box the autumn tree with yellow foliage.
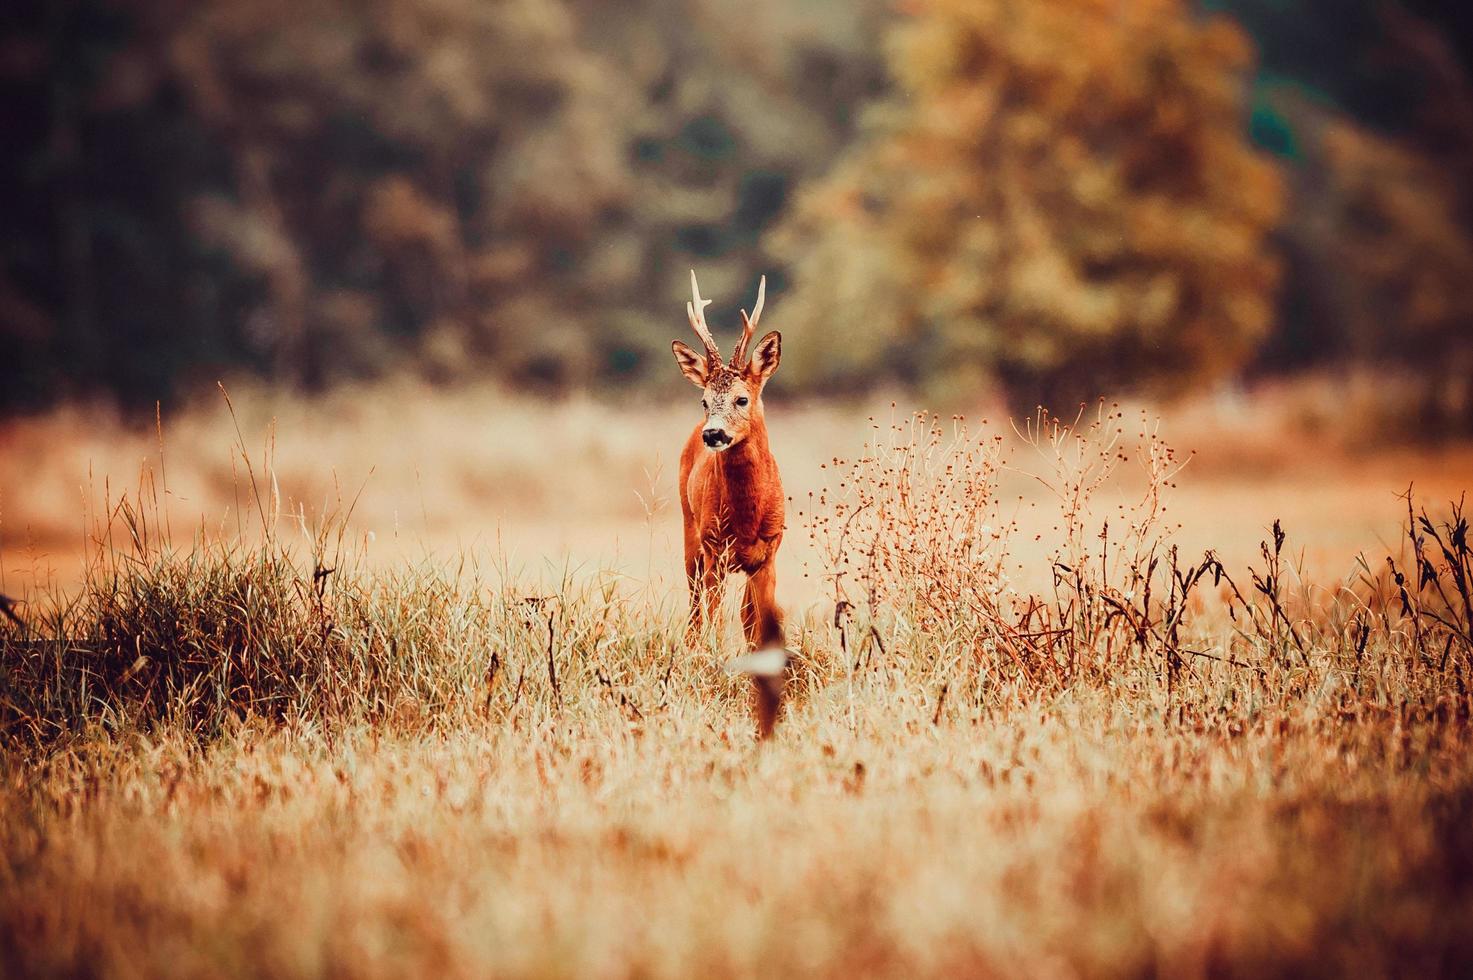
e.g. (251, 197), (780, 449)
(773, 0), (1284, 408)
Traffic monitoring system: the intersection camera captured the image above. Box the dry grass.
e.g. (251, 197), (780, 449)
(1, 382), (1472, 977)
(5, 377), (1473, 599)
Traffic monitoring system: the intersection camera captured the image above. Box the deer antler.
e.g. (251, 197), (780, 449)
(686, 270), (721, 363)
(731, 275), (766, 368)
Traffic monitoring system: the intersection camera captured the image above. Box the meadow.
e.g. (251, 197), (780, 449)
(1, 381), (1472, 977)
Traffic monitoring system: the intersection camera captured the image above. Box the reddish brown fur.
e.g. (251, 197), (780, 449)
(671, 274), (785, 651)
(679, 391), (784, 648)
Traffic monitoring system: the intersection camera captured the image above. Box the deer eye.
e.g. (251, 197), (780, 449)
(735, 396), (749, 408)
(701, 398), (708, 411)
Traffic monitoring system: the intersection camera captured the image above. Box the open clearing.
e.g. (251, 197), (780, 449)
(2, 383), (1472, 976)
(5, 380), (1473, 599)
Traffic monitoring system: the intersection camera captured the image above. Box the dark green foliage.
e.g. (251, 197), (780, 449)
(0, 0), (888, 410)
(3, 0), (1473, 422)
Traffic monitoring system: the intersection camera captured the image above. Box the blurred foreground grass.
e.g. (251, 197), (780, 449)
(1, 391), (1471, 975)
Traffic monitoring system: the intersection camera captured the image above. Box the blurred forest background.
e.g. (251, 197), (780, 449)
(3, 0), (1472, 430)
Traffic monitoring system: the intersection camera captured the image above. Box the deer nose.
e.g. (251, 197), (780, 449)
(703, 428), (730, 448)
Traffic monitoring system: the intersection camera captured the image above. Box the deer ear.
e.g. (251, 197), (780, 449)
(671, 340), (709, 387)
(747, 331), (781, 383)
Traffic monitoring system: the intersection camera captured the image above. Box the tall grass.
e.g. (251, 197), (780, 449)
(1, 403), (1471, 976)
(802, 405), (1471, 718)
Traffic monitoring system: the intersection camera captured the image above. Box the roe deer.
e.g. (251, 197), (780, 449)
(671, 270), (785, 656)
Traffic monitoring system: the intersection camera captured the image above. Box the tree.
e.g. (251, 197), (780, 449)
(771, 0), (1284, 408)
(1221, 0), (1473, 433)
(0, 0), (891, 411)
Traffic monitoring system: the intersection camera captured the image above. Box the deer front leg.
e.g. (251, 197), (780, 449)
(684, 551), (705, 644)
(699, 553), (724, 636)
(686, 550), (725, 647)
(740, 561), (783, 651)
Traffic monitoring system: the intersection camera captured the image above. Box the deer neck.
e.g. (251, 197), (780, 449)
(718, 415), (772, 478)
(715, 415), (775, 532)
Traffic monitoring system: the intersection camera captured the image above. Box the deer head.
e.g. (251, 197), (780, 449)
(671, 270), (781, 452)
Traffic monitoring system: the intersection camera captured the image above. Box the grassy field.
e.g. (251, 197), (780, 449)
(2, 382), (1472, 976)
(5, 378), (1473, 599)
